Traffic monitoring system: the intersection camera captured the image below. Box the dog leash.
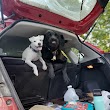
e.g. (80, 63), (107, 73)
(61, 50), (71, 63)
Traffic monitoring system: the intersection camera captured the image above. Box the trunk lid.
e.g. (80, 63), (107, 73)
(2, 0), (109, 34)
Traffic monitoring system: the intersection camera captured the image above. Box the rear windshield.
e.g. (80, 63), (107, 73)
(19, 0), (97, 21)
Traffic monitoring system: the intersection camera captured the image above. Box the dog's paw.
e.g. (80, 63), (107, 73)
(34, 70), (38, 76)
(42, 65), (47, 70)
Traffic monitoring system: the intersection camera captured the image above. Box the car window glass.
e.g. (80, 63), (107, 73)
(71, 47), (84, 62)
(0, 36), (30, 57)
(0, 36), (72, 63)
(19, 0), (97, 21)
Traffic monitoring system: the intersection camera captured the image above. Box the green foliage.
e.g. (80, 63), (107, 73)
(84, 2), (110, 52)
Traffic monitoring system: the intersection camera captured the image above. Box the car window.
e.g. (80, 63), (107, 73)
(0, 36), (30, 57)
(19, 0), (97, 21)
(0, 36), (71, 62)
(70, 47), (84, 62)
(0, 36), (84, 64)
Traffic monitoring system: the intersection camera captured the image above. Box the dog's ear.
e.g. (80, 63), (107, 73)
(29, 36), (35, 42)
(60, 35), (65, 47)
(40, 35), (44, 40)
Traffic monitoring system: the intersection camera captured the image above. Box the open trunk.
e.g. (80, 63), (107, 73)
(0, 20), (110, 109)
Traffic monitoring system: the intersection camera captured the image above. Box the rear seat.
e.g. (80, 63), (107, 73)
(2, 57), (49, 107)
(2, 57), (81, 107)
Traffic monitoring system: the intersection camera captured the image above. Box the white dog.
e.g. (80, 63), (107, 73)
(22, 35), (47, 76)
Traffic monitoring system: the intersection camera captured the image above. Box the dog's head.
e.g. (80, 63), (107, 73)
(29, 35), (44, 51)
(44, 30), (65, 51)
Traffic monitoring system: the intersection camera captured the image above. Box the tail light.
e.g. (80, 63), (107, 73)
(0, 97), (18, 110)
(0, 81), (18, 110)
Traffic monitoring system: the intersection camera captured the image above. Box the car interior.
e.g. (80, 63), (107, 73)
(0, 20), (110, 110)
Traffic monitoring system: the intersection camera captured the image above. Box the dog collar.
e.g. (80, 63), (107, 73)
(51, 50), (58, 61)
(46, 47), (58, 61)
(30, 45), (40, 53)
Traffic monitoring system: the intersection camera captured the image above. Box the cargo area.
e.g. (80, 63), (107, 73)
(0, 20), (110, 110)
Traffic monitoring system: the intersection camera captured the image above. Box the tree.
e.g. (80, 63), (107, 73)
(85, 2), (110, 52)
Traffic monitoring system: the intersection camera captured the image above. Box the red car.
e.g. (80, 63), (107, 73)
(0, 0), (109, 110)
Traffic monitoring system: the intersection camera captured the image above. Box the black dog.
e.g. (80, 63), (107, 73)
(42, 30), (70, 84)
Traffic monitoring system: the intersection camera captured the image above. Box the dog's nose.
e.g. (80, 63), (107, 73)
(38, 43), (41, 46)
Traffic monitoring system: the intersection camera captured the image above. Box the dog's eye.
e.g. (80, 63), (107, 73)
(40, 40), (42, 41)
(34, 41), (36, 42)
